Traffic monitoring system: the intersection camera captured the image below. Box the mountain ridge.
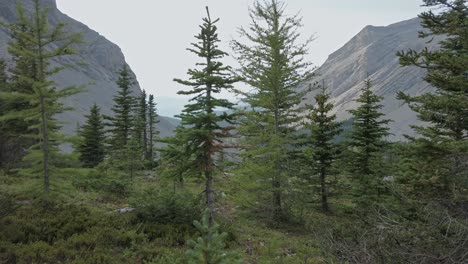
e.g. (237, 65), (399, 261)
(0, 0), (178, 139)
(303, 17), (438, 140)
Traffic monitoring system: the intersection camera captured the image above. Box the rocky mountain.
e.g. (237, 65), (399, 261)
(302, 18), (440, 140)
(0, 0), (178, 138)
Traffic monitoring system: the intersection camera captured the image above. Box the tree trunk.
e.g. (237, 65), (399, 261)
(178, 175), (184, 190)
(36, 1), (49, 195)
(148, 124), (153, 163)
(320, 166), (329, 212)
(273, 106), (282, 220)
(40, 95), (50, 194)
(143, 124), (147, 159)
(272, 168), (282, 220)
(205, 170), (214, 227)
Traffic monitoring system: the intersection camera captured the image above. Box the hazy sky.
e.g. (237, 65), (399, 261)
(56, 0), (426, 116)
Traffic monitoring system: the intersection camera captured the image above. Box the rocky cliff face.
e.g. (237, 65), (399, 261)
(0, 0), (178, 138)
(303, 18), (439, 140)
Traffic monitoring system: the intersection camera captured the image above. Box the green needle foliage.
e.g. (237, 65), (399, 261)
(124, 136), (144, 180)
(397, 0), (467, 142)
(0, 0), (83, 195)
(108, 65), (136, 152)
(232, 0), (315, 221)
(135, 90), (148, 157)
(186, 210), (241, 264)
(0, 17), (40, 169)
(146, 94), (160, 166)
(0, 59), (16, 169)
(78, 104), (106, 168)
(0, 59), (7, 92)
(345, 79), (391, 204)
(173, 7), (238, 225)
(159, 126), (197, 191)
(397, 0), (468, 198)
(303, 85), (342, 213)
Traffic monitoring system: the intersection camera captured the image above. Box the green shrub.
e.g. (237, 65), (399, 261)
(140, 223), (194, 246)
(0, 193), (17, 218)
(0, 203), (149, 263)
(52, 152), (82, 168)
(146, 248), (186, 264)
(72, 169), (130, 197)
(0, 203), (99, 244)
(130, 189), (202, 226)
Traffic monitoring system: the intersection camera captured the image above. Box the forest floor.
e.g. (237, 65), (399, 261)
(0, 168), (348, 263)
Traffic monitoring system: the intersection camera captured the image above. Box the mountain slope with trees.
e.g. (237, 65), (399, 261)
(0, 0), (178, 138)
(302, 17), (442, 140)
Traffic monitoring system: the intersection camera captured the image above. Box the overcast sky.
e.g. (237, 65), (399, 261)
(56, 0), (426, 116)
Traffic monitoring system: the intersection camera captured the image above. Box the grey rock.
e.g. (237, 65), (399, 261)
(0, 0), (178, 141)
(115, 207), (135, 214)
(302, 18), (440, 140)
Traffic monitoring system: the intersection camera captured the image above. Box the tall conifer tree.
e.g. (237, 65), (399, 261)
(0, 0), (82, 194)
(346, 79), (391, 202)
(78, 104), (106, 168)
(397, 0), (467, 196)
(108, 65), (135, 151)
(146, 94), (159, 164)
(136, 90), (148, 156)
(303, 85), (342, 212)
(173, 7), (238, 226)
(232, 0), (314, 220)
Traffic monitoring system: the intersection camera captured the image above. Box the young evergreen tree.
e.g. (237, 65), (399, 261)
(303, 85), (342, 213)
(173, 7), (238, 226)
(124, 136), (144, 180)
(397, 0), (467, 196)
(78, 104), (106, 168)
(0, 0), (82, 194)
(159, 126), (196, 191)
(146, 94), (159, 165)
(135, 90), (148, 157)
(232, 0), (314, 220)
(108, 65), (136, 151)
(186, 210), (241, 264)
(345, 79), (391, 202)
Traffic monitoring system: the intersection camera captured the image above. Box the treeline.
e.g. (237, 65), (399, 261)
(80, 65), (160, 173)
(0, 0), (467, 263)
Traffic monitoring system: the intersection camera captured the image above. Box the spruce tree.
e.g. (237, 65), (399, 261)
(78, 104), (106, 168)
(232, 0), (314, 220)
(136, 90), (148, 157)
(146, 94), (159, 165)
(108, 65), (136, 151)
(186, 210), (241, 264)
(124, 136), (144, 180)
(159, 126), (196, 191)
(303, 85), (342, 212)
(0, 0), (82, 194)
(173, 7), (238, 226)
(0, 15), (40, 168)
(346, 79), (391, 202)
(397, 0), (467, 196)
